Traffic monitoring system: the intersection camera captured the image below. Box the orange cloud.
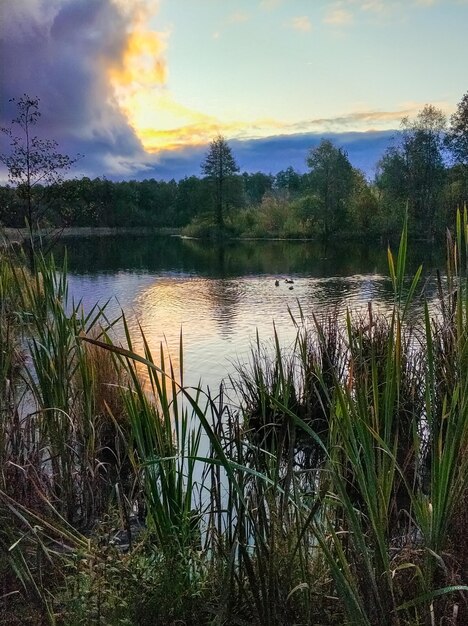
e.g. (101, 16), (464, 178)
(138, 105), (445, 153)
(113, 31), (167, 86)
(108, 1), (170, 145)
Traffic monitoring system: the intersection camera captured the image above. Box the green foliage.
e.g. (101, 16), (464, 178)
(243, 171), (274, 204)
(377, 106), (447, 237)
(274, 166), (303, 194)
(348, 170), (380, 237)
(2, 96), (468, 241)
(447, 90), (468, 166)
(60, 527), (213, 626)
(306, 139), (355, 239)
(201, 134), (241, 229)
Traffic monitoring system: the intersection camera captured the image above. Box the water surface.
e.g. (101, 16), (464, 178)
(56, 234), (444, 389)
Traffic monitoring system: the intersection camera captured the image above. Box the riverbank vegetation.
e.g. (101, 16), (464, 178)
(1, 92), (468, 242)
(1, 213), (467, 625)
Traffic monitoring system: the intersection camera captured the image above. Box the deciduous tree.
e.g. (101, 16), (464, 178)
(306, 139), (355, 239)
(377, 105), (446, 236)
(0, 95), (80, 238)
(242, 171), (274, 205)
(447, 91), (468, 166)
(446, 91), (468, 205)
(274, 166), (302, 194)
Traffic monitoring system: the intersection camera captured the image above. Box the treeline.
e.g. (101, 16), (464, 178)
(1, 93), (468, 240)
(0, 172), (268, 229)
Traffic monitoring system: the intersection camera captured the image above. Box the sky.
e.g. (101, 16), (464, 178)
(0, 0), (467, 181)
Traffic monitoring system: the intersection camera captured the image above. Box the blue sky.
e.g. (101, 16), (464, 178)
(155, 0), (464, 139)
(0, 0), (467, 181)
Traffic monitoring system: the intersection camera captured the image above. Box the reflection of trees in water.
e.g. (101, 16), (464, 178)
(205, 278), (243, 339)
(200, 245), (241, 338)
(56, 235), (184, 273)
(57, 233), (446, 286)
(303, 279), (350, 320)
(181, 238), (390, 278)
(56, 234), (388, 276)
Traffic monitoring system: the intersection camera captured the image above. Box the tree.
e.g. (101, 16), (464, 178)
(175, 176), (212, 225)
(0, 95), (80, 237)
(242, 171), (274, 205)
(447, 91), (468, 166)
(375, 147), (408, 235)
(446, 91), (468, 206)
(306, 139), (355, 239)
(274, 166), (302, 194)
(201, 135), (239, 228)
(347, 170), (379, 237)
(376, 105), (446, 235)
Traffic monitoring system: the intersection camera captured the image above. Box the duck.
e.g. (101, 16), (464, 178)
(275, 279), (280, 287)
(285, 279), (294, 284)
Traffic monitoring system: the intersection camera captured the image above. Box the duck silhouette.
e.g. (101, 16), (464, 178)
(275, 279), (280, 287)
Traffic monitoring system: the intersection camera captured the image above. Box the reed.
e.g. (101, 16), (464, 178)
(1, 216), (467, 625)
(0, 245), (128, 620)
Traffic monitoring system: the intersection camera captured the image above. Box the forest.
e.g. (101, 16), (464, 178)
(1, 92), (468, 241)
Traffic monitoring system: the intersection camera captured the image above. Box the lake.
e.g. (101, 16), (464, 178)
(55, 233), (445, 390)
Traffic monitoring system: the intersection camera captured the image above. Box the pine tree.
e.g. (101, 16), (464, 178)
(201, 135), (239, 228)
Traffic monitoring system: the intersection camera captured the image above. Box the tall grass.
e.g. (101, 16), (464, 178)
(1, 215), (467, 625)
(0, 246), (128, 620)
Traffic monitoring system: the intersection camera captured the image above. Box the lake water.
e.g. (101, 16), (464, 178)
(56, 234), (445, 390)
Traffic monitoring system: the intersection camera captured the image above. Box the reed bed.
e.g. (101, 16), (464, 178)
(0, 214), (467, 625)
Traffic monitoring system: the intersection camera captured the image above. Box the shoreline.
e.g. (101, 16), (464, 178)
(1, 226), (180, 243)
(1, 226), (433, 246)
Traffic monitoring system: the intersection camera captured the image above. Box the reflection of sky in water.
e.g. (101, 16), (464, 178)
(59, 233), (446, 395)
(66, 271), (415, 390)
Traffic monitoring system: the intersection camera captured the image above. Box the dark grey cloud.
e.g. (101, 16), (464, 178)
(138, 130), (397, 182)
(0, 0), (151, 177)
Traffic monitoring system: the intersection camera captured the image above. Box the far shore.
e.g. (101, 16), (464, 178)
(1, 226), (181, 243)
(0, 226), (420, 246)
(1, 227), (347, 245)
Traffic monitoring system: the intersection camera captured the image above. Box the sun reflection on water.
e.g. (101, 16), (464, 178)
(76, 273), (400, 391)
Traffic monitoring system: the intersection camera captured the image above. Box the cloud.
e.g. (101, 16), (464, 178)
(324, 7), (354, 25)
(259, 0), (282, 9)
(142, 130), (397, 181)
(289, 16), (313, 32)
(359, 0), (389, 12)
(291, 107), (423, 131)
(228, 11), (250, 23)
(129, 102), (439, 154)
(0, 0), (166, 177)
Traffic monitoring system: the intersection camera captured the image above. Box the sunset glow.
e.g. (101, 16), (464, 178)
(104, 0), (463, 153)
(1, 0), (467, 177)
